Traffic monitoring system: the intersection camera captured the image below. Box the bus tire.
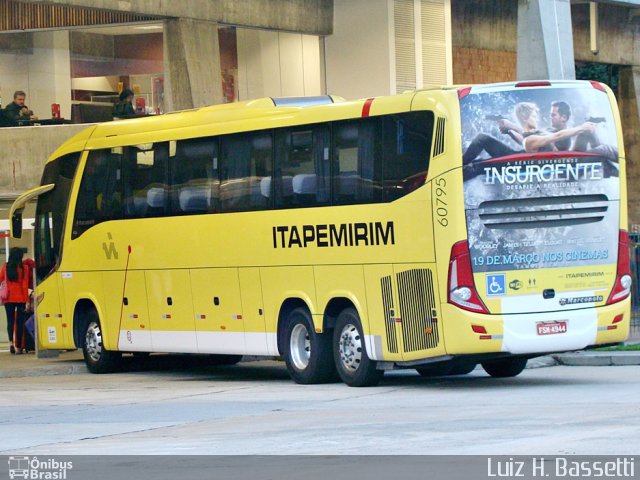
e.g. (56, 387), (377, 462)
(284, 307), (335, 384)
(82, 311), (122, 374)
(481, 357), (527, 378)
(333, 308), (382, 387)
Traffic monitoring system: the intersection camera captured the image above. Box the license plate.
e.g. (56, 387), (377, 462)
(536, 321), (567, 335)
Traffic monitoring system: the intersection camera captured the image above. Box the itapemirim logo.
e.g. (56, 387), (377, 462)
(8, 456), (73, 480)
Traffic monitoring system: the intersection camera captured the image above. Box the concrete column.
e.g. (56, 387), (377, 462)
(619, 66), (640, 229)
(324, 0), (392, 99)
(516, 0), (576, 80)
(163, 19), (223, 112)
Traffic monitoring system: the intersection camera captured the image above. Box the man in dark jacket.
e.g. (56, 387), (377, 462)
(4, 91), (37, 122)
(0, 109), (15, 127)
(113, 89), (136, 119)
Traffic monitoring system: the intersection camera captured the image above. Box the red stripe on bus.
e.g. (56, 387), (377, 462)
(361, 98), (374, 117)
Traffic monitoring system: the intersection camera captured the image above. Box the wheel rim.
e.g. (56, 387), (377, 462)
(85, 321), (103, 362)
(338, 323), (362, 372)
(290, 323), (311, 370)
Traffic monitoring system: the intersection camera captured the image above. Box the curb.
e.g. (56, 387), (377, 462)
(552, 351), (640, 366)
(526, 356), (558, 368)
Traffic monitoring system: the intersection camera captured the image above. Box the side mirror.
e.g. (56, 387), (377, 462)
(11, 211), (22, 239)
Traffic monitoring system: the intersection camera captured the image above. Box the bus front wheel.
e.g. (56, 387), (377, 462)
(284, 307), (335, 384)
(481, 357), (527, 378)
(333, 308), (383, 387)
(82, 312), (122, 374)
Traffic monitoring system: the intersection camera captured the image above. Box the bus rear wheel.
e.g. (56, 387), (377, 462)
(333, 308), (382, 387)
(284, 307), (335, 384)
(82, 313), (122, 374)
(481, 357), (527, 378)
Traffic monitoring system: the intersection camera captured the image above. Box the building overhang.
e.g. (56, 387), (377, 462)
(8, 0), (334, 35)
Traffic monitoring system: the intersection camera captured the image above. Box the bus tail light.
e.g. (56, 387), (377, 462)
(607, 230), (632, 304)
(448, 240), (489, 314)
(458, 87), (472, 100)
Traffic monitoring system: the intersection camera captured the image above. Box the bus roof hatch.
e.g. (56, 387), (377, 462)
(271, 96), (342, 107)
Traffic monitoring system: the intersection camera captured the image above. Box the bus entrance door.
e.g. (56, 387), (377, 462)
(35, 274), (66, 349)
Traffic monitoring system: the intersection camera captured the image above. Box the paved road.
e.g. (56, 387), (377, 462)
(1, 360), (638, 455)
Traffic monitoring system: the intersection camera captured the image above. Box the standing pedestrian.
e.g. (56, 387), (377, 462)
(0, 248), (29, 354)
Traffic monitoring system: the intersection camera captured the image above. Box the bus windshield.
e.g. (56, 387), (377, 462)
(35, 153), (80, 282)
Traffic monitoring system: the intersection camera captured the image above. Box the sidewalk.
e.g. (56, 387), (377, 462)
(0, 345), (87, 378)
(0, 344), (638, 379)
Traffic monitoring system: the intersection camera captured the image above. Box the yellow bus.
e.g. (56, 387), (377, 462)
(10, 80), (631, 387)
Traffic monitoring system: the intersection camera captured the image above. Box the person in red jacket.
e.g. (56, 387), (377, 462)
(23, 257), (35, 291)
(1, 248), (29, 354)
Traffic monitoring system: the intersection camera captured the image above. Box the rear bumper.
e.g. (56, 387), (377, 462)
(441, 298), (630, 355)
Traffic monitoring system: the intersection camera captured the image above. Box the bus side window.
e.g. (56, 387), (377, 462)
(170, 137), (219, 215)
(72, 148), (123, 239)
(123, 143), (169, 218)
(220, 131), (272, 212)
(274, 126), (330, 209)
(383, 111), (434, 201)
(333, 119), (383, 205)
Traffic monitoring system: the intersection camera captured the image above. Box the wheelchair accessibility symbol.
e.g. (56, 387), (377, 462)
(486, 274), (506, 296)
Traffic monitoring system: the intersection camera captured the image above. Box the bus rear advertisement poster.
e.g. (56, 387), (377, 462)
(460, 86), (620, 289)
